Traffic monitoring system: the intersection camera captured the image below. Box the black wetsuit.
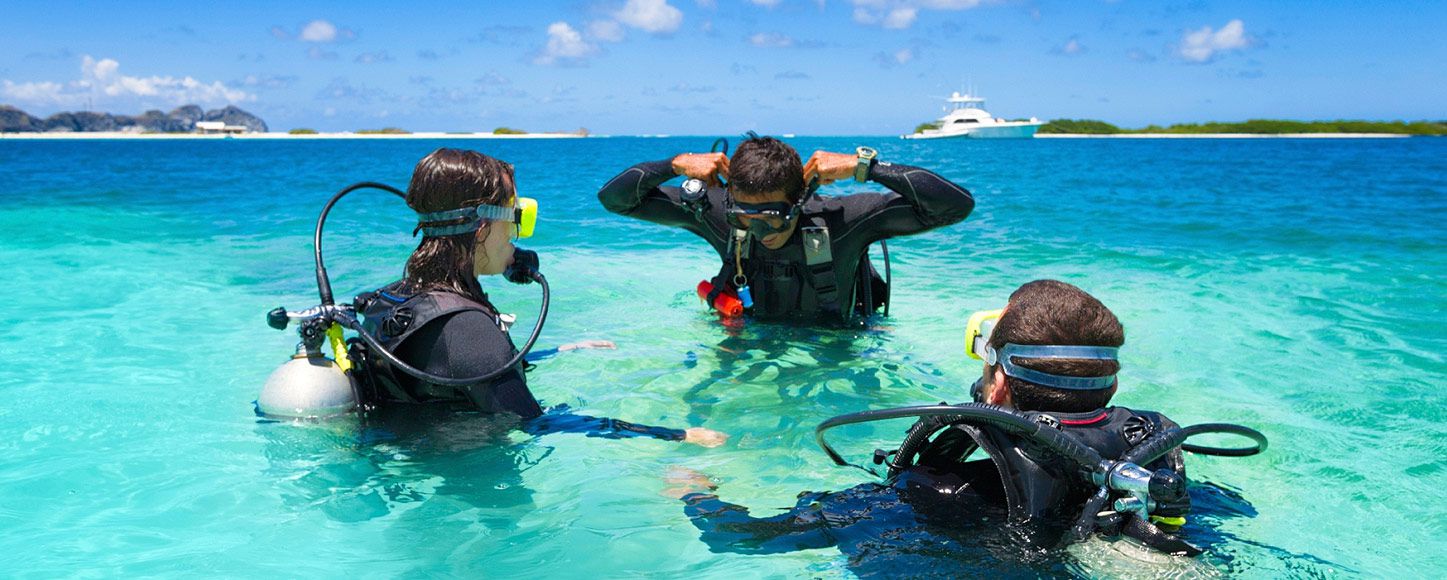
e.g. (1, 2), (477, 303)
(359, 284), (686, 442)
(681, 407), (1192, 571)
(597, 158), (974, 322)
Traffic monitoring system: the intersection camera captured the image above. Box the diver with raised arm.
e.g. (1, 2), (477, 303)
(260, 148), (726, 447)
(667, 281), (1267, 570)
(597, 135), (973, 324)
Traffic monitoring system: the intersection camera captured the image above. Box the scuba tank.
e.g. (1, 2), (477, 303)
(257, 182), (550, 420)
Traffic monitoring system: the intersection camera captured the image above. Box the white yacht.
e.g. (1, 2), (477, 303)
(902, 92), (1042, 139)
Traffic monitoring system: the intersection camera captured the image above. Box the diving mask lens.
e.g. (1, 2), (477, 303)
(964, 309), (1004, 361)
(725, 199), (801, 236)
(515, 197), (537, 239)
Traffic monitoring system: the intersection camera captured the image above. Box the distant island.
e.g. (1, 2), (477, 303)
(1036, 118), (1446, 136)
(0, 104), (268, 133)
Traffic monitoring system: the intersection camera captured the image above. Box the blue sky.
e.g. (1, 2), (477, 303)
(1, 0), (1443, 134)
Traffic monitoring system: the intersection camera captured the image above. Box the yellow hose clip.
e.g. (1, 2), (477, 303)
(1150, 515), (1186, 531)
(327, 323), (352, 373)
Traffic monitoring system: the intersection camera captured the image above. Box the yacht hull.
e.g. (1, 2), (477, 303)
(903, 123), (1041, 140)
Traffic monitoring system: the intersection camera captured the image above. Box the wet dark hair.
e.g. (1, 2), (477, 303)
(402, 148), (514, 302)
(728, 135), (804, 202)
(987, 280), (1124, 413)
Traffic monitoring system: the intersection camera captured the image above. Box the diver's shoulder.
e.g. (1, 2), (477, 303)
(1106, 405), (1182, 429)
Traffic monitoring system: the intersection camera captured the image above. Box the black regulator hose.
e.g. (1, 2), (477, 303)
(816, 403), (1106, 473)
(334, 271), (550, 387)
(1070, 422), (1268, 544)
(313, 181), (407, 306)
(1126, 423), (1268, 464)
(308, 181), (551, 387)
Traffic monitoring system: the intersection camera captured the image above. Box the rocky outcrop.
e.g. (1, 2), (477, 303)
(0, 105), (42, 132)
(201, 105), (268, 132)
(0, 104), (267, 133)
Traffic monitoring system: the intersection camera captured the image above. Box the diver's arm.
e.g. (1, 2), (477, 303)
(596, 159), (699, 228)
(524, 340), (616, 363)
(680, 492), (838, 554)
(523, 408), (684, 441)
(839, 162), (975, 240)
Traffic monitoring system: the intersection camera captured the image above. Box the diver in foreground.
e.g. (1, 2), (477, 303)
(597, 134), (973, 325)
(668, 280), (1266, 570)
(259, 148), (726, 447)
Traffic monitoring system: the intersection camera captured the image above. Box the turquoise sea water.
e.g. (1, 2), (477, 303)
(0, 136), (1442, 577)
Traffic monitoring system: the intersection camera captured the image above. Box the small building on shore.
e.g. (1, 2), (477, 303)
(195, 121), (249, 134)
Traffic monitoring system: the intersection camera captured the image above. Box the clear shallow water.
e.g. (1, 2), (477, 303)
(0, 136), (1442, 577)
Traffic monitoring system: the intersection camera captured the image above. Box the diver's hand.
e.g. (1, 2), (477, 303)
(662, 465), (719, 498)
(672, 153), (729, 187)
(802, 150), (858, 186)
(504, 248), (540, 284)
(558, 340), (617, 352)
(683, 427), (729, 448)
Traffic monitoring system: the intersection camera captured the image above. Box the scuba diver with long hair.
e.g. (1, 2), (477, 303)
(666, 280), (1268, 572)
(597, 135), (973, 325)
(262, 147), (726, 447)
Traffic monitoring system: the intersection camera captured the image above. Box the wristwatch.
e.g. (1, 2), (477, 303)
(854, 146), (878, 182)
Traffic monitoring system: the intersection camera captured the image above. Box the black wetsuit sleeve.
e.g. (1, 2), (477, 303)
(523, 408), (687, 441)
(834, 162), (974, 243)
(681, 492), (837, 554)
(597, 159), (691, 225)
(396, 310), (544, 419)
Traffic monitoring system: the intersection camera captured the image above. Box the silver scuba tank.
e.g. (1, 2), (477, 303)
(257, 343), (357, 420)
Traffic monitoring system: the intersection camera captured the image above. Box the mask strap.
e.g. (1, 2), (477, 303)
(416, 203), (515, 237)
(986, 344), (1119, 391)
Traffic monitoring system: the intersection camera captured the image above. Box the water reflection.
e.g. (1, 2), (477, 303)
(258, 409), (549, 528)
(679, 320), (931, 428)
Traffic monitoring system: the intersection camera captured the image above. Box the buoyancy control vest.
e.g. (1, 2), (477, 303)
(898, 407), (1189, 545)
(346, 281), (516, 409)
(709, 209), (889, 323)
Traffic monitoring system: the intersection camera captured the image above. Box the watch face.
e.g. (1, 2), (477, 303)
(681, 178), (706, 199)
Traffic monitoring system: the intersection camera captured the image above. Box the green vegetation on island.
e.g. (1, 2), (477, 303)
(913, 121), (942, 134)
(492, 127), (526, 135)
(356, 127), (410, 135)
(1035, 118), (1447, 135)
(288, 128), (318, 135)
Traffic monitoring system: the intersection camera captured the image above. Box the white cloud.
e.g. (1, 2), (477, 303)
(748, 32), (795, 48)
(300, 20), (339, 42)
(850, 0), (988, 29)
(616, 0), (683, 34)
(1054, 36), (1085, 55)
(881, 7), (918, 29)
(748, 0), (782, 6)
(1178, 19), (1251, 63)
(894, 48), (914, 63)
(1, 55), (252, 110)
(0, 80), (65, 103)
(588, 20), (626, 42)
(535, 22), (597, 65)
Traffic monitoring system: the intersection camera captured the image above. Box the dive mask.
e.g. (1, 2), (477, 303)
(724, 197), (804, 237)
(964, 308), (1120, 391)
(723, 177), (817, 237)
(416, 197), (538, 239)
